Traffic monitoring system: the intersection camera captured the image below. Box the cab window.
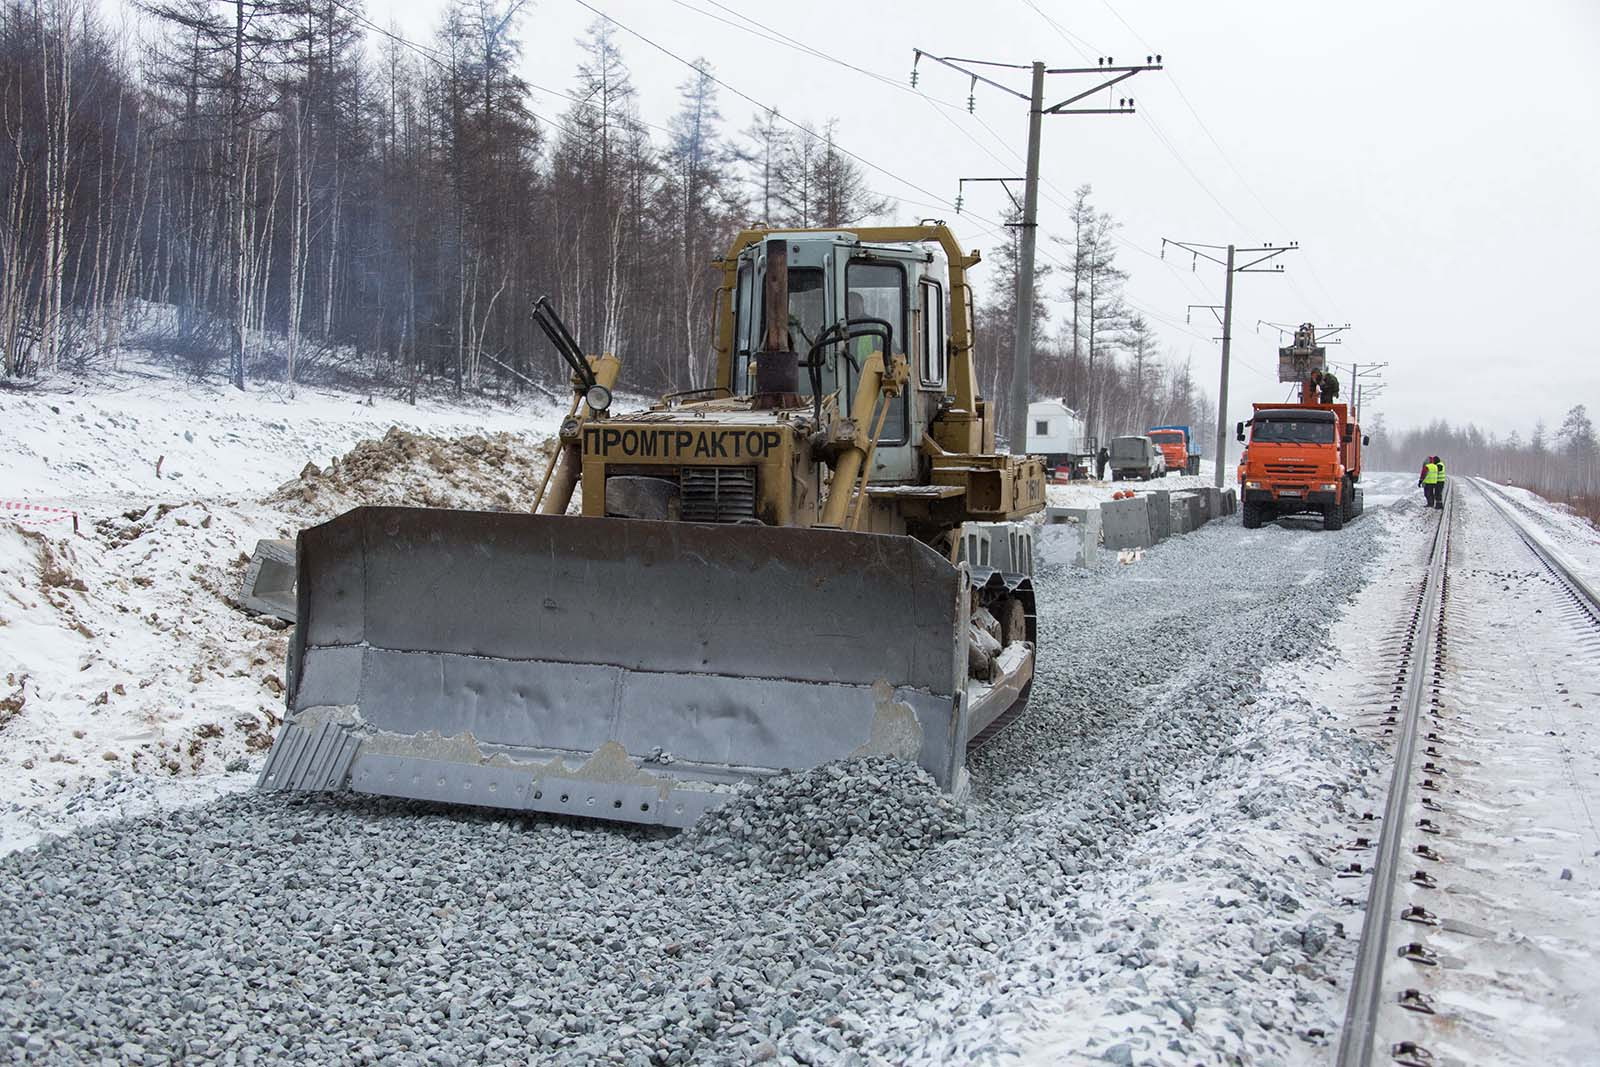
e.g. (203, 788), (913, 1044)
(920, 278), (946, 387)
(1252, 419), (1334, 444)
(733, 261), (753, 393)
(749, 265), (828, 396)
(844, 260), (908, 445)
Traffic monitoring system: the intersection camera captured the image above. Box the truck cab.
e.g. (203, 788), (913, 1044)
(1236, 403), (1367, 530)
(1146, 425), (1199, 476)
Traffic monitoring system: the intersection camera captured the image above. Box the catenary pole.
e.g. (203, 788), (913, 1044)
(1214, 245), (1236, 488)
(916, 50), (1162, 453)
(1163, 239), (1296, 487)
(1007, 62), (1046, 458)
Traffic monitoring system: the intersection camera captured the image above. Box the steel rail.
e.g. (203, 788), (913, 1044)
(1471, 477), (1600, 623)
(1334, 486), (1455, 1067)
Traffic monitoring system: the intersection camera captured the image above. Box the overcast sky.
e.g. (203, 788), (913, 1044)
(352, 0), (1599, 439)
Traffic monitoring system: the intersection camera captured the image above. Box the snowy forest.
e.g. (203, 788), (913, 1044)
(0, 0), (1215, 445)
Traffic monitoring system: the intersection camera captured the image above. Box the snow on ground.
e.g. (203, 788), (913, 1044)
(1, 355), (567, 853)
(1474, 478), (1600, 590)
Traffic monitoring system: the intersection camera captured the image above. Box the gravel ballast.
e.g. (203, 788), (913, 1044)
(1, 509), (1393, 1066)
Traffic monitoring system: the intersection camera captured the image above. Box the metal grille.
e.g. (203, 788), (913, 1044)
(1265, 463), (1316, 475)
(680, 466), (758, 523)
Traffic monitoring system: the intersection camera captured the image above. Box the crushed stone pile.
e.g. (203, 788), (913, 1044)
(684, 757), (969, 872)
(266, 425), (556, 519)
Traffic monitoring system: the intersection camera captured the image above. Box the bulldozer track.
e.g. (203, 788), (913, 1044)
(1337, 481), (1600, 1066)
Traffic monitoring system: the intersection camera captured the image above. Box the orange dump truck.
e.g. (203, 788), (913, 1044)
(1146, 425), (1200, 476)
(1236, 403), (1368, 530)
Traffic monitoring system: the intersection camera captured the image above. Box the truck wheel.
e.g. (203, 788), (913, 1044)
(1323, 501), (1344, 531)
(1112, 472), (1122, 482)
(1241, 502), (1263, 529)
(1341, 479), (1355, 521)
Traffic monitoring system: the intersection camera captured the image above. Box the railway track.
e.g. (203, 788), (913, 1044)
(1472, 477), (1600, 627)
(1337, 479), (1600, 1066)
(1334, 483), (1455, 1067)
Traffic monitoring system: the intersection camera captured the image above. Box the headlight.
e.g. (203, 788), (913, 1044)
(1245, 480), (1263, 489)
(1318, 483), (1338, 491)
(584, 383), (613, 412)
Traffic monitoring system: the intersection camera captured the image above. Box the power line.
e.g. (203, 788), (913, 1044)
(1097, 0), (1348, 322)
(1140, 108), (1258, 235)
(571, 0), (960, 214)
(665, 0), (973, 115)
(1016, 0), (1099, 63)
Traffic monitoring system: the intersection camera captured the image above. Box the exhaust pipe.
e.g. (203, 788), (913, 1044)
(753, 237), (798, 404)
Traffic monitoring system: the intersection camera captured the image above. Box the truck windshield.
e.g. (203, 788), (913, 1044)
(1149, 432), (1181, 443)
(1252, 419), (1334, 444)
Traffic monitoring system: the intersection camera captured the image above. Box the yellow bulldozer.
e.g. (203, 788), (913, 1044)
(257, 224), (1046, 827)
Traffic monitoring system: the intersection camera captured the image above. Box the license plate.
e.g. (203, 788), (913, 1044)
(1278, 489), (1302, 497)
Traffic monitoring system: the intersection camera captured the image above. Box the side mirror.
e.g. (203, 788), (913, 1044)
(1235, 421), (1245, 443)
(1362, 435), (1370, 446)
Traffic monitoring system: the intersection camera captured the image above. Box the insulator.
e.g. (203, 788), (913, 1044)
(910, 69), (919, 87)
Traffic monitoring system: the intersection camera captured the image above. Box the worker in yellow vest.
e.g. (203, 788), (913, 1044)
(1418, 457), (1441, 508)
(1434, 456), (1446, 509)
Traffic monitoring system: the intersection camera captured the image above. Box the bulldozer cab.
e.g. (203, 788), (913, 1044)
(729, 234), (949, 483)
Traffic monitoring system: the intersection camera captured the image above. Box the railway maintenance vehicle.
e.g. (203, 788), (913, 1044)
(1236, 323), (1369, 530)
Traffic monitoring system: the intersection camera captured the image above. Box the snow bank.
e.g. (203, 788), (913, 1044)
(0, 355), (567, 853)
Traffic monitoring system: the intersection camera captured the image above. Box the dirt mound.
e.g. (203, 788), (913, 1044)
(266, 426), (557, 519)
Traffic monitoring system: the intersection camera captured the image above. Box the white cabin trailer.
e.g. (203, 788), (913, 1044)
(1025, 400), (1093, 477)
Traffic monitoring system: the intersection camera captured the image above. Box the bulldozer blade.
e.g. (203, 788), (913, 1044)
(257, 507), (988, 828)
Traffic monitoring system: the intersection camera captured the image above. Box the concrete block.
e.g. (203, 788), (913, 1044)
(1169, 492), (1202, 535)
(1102, 495), (1156, 550)
(967, 524), (1033, 574)
(967, 521), (1034, 574)
(1037, 510), (1100, 567)
(1168, 498), (1191, 535)
(1069, 508), (1100, 567)
(1197, 486), (1221, 523)
(1145, 489), (1171, 540)
(1221, 488), (1238, 515)
(240, 538), (297, 622)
